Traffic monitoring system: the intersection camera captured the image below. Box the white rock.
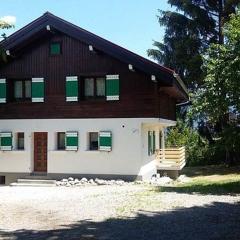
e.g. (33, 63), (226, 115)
(74, 179), (80, 184)
(109, 180), (115, 184)
(68, 177), (74, 181)
(81, 178), (88, 182)
(151, 176), (157, 182)
(61, 179), (68, 182)
(134, 180), (143, 184)
(116, 180), (125, 185)
(177, 175), (191, 183)
(152, 176), (173, 185)
(56, 181), (61, 186)
(89, 179), (95, 184)
(95, 179), (106, 185)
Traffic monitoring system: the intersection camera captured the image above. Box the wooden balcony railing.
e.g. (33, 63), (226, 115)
(155, 147), (186, 170)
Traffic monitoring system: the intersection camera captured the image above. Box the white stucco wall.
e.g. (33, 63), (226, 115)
(0, 118), (176, 179)
(0, 151), (30, 172)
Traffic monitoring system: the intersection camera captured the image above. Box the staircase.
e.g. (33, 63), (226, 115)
(10, 178), (56, 187)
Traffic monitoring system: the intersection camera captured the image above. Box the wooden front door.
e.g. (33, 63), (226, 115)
(34, 132), (47, 172)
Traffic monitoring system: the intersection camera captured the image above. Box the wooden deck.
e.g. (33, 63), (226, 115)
(155, 147), (186, 170)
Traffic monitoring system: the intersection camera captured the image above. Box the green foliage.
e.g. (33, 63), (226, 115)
(165, 119), (209, 166)
(0, 17), (14, 63)
(193, 10), (240, 164)
(148, 0), (239, 89)
(0, 21), (13, 30)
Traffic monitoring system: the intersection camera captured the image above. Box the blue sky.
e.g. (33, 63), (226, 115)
(0, 0), (172, 59)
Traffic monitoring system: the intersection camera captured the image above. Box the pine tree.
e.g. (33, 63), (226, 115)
(148, 0), (239, 89)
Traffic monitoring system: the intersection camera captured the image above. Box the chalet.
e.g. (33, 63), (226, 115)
(0, 12), (188, 185)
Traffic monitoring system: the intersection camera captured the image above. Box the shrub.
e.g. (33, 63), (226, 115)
(165, 120), (209, 166)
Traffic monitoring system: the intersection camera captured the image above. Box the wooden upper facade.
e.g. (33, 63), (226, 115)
(0, 12), (188, 120)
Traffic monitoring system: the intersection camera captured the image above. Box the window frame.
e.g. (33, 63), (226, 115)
(57, 132), (66, 150)
(13, 79), (32, 102)
(16, 132), (24, 150)
(88, 132), (99, 151)
(82, 76), (106, 100)
(50, 41), (62, 55)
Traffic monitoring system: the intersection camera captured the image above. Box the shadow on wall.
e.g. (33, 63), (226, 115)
(0, 201), (239, 240)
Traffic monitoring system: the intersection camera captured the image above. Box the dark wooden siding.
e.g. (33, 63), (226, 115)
(0, 32), (176, 120)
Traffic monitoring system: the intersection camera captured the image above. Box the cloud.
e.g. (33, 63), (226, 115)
(0, 16), (16, 25)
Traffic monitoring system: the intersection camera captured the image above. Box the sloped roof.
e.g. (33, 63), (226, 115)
(1, 12), (188, 100)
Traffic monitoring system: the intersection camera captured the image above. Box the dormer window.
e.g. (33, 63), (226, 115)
(50, 42), (61, 55)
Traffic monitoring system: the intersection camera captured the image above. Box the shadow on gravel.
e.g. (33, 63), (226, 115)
(0, 201), (239, 240)
(157, 180), (240, 196)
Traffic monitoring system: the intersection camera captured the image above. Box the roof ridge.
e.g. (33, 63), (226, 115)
(43, 11), (53, 16)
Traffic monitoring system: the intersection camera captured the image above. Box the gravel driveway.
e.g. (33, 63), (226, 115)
(0, 185), (239, 240)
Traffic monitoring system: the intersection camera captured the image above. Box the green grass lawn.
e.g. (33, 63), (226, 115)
(116, 165), (240, 217)
(158, 165), (240, 195)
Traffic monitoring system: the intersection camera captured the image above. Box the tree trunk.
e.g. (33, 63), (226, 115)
(218, 0), (224, 44)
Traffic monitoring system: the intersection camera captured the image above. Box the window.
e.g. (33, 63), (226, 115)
(148, 131), (152, 156)
(84, 77), (105, 99)
(50, 42), (61, 55)
(17, 132), (24, 150)
(14, 80), (31, 101)
(14, 81), (22, 98)
(148, 131), (156, 156)
(96, 78), (105, 96)
(89, 132), (98, 150)
(57, 132), (65, 150)
(159, 131), (163, 149)
(84, 78), (94, 97)
(0, 176), (5, 185)
(153, 131), (156, 153)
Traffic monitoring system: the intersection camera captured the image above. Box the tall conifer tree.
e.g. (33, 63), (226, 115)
(148, 0), (239, 89)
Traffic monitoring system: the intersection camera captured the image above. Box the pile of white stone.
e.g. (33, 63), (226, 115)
(150, 174), (173, 186)
(150, 174), (191, 186)
(56, 177), (127, 187)
(56, 174), (191, 187)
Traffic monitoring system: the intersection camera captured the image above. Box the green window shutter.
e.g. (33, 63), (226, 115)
(66, 76), (78, 102)
(0, 79), (6, 103)
(106, 75), (119, 101)
(99, 131), (112, 151)
(153, 131), (156, 153)
(0, 132), (12, 151)
(32, 78), (44, 102)
(65, 131), (78, 151)
(148, 131), (151, 156)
